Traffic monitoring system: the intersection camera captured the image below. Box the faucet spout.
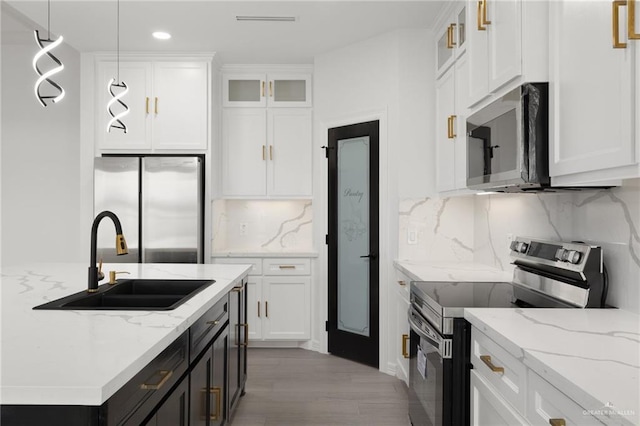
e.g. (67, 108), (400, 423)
(88, 211), (128, 292)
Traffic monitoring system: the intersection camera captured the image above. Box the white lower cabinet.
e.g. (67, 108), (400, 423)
(393, 270), (410, 386)
(471, 370), (528, 426)
(212, 257), (311, 342)
(471, 326), (604, 426)
(527, 370), (604, 426)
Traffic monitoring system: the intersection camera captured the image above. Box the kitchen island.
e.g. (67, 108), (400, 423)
(0, 262), (251, 424)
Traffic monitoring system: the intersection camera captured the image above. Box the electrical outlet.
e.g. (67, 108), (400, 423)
(408, 228), (418, 245)
(239, 223), (248, 236)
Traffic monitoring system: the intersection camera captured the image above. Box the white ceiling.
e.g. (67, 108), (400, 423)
(5, 0), (445, 64)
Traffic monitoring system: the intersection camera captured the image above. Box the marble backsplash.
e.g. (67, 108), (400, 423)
(399, 179), (640, 313)
(212, 200), (313, 253)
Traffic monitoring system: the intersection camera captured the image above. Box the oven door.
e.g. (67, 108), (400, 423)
(408, 307), (453, 426)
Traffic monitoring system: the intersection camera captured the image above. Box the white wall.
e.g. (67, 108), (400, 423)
(1, 4), (83, 266)
(313, 28), (432, 373)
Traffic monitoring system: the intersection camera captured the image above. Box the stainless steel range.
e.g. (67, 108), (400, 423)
(407, 237), (607, 426)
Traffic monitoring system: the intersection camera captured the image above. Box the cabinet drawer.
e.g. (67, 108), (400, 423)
(107, 331), (189, 426)
(263, 258), (310, 275)
(212, 257), (262, 276)
(471, 327), (527, 416)
(190, 297), (229, 362)
(527, 370), (604, 426)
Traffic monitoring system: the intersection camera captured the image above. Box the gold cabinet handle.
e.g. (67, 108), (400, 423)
(402, 334), (410, 359)
(269, 81), (273, 97)
(145, 97), (149, 114)
(206, 320), (220, 326)
(450, 115), (457, 138)
(201, 387), (222, 421)
(262, 145), (266, 160)
(398, 280), (406, 286)
(613, 0), (628, 48)
(231, 285), (243, 292)
(154, 97), (158, 114)
(258, 300), (261, 318)
(241, 323), (249, 346)
(279, 265), (296, 269)
(477, 0), (486, 30)
(269, 145), (273, 160)
(451, 23), (457, 46)
(482, 0), (491, 25)
(549, 420), (566, 426)
(480, 355), (504, 373)
(630, 0), (640, 39)
(447, 25), (454, 49)
(265, 301), (269, 318)
(447, 116), (452, 138)
(261, 81), (265, 97)
(140, 369), (173, 390)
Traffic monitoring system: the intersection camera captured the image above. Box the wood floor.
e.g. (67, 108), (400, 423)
(231, 348), (411, 426)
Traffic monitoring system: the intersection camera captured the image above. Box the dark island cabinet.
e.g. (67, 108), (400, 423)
(1, 286), (248, 426)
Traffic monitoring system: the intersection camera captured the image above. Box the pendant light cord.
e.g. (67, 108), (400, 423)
(117, 0), (120, 83)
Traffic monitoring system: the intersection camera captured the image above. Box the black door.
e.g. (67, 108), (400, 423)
(327, 120), (380, 368)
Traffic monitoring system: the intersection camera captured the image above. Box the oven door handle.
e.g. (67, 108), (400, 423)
(408, 308), (452, 359)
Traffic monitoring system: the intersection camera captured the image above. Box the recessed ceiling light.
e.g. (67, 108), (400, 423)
(236, 16), (296, 22)
(152, 31), (171, 40)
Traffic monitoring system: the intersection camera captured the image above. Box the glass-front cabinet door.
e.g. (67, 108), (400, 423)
(435, 1), (467, 78)
(223, 73), (312, 107)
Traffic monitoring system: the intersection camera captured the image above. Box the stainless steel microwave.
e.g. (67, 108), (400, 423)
(466, 83), (549, 191)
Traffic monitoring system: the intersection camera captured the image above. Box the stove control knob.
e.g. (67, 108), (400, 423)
(517, 242), (529, 253)
(555, 248), (567, 261)
(566, 250), (582, 264)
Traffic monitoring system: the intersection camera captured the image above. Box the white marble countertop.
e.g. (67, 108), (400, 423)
(0, 262), (251, 406)
(393, 259), (512, 282)
(465, 308), (640, 426)
(212, 249), (318, 258)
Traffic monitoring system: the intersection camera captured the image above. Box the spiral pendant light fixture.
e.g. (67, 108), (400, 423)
(33, 0), (65, 107)
(107, 0), (129, 133)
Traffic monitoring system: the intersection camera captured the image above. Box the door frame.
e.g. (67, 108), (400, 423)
(327, 120), (380, 368)
(317, 109), (390, 371)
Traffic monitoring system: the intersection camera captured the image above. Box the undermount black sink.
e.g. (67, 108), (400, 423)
(33, 279), (216, 311)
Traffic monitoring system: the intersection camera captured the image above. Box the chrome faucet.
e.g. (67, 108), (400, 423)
(88, 211), (128, 292)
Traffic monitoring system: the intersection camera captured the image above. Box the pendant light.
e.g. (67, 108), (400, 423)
(107, 0), (129, 133)
(33, 0), (65, 107)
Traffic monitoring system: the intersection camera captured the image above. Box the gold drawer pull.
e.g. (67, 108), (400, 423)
(231, 285), (243, 292)
(402, 334), (410, 359)
(549, 419), (566, 426)
(145, 97), (149, 114)
(398, 280), (406, 286)
(480, 355), (504, 373)
(206, 320), (220, 326)
(265, 301), (269, 317)
(482, 0), (491, 25)
(279, 265), (296, 269)
(477, 0), (486, 31)
(270, 145), (273, 160)
(258, 300), (261, 318)
(154, 97), (158, 114)
(241, 323), (249, 346)
(140, 369), (173, 390)
(262, 145), (266, 160)
(210, 387), (221, 420)
(269, 81), (273, 97)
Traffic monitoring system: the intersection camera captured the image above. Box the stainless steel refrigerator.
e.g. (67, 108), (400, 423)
(94, 156), (204, 264)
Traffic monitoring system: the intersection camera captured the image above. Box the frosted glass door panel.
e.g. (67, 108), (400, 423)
(337, 136), (370, 337)
(229, 80), (261, 102)
(273, 80), (306, 102)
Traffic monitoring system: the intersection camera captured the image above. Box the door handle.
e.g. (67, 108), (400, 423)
(359, 253), (377, 260)
(613, 0), (628, 48)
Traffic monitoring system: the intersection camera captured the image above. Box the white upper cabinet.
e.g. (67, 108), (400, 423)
(435, 1), (468, 78)
(549, 0), (639, 183)
(436, 48), (470, 193)
(223, 73), (312, 107)
(467, 0), (547, 109)
(96, 58), (209, 151)
(221, 108), (312, 198)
